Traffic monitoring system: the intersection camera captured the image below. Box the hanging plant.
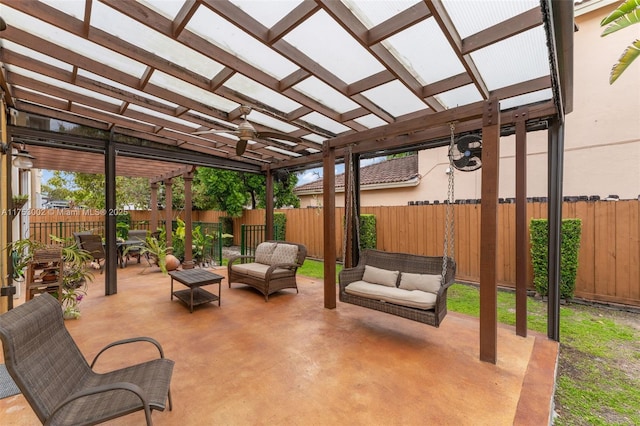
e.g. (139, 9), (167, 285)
(12, 194), (29, 210)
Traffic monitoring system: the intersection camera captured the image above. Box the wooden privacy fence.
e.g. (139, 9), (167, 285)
(281, 201), (640, 307)
(28, 200), (640, 307)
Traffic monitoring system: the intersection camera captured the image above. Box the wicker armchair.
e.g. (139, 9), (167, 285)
(0, 294), (174, 425)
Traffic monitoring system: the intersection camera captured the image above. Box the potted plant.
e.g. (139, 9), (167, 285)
(50, 236), (93, 319)
(126, 235), (176, 274)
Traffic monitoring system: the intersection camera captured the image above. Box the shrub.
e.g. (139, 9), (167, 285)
(530, 218), (582, 299)
(274, 212), (286, 241)
(359, 214), (377, 250)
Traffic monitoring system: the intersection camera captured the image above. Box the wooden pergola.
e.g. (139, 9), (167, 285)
(0, 0), (574, 363)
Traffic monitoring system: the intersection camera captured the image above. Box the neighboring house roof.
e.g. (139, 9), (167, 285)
(295, 155), (420, 195)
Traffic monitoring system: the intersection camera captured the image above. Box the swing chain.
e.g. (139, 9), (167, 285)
(443, 123), (456, 280)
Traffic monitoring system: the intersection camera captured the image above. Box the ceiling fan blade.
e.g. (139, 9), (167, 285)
(192, 129), (238, 136)
(236, 139), (248, 156)
(255, 131), (301, 143)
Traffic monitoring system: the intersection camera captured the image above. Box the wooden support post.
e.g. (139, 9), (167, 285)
(323, 142), (336, 309)
(479, 98), (500, 364)
(149, 182), (158, 233)
(182, 169), (195, 269)
(164, 178), (173, 252)
(266, 167), (274, 240)
(0, 100), (11, 312)
(105, 134), (117, 295)
(515, 108), (529, 337)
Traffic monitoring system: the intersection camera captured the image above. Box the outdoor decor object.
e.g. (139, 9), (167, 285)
(0, 294), (174, 425)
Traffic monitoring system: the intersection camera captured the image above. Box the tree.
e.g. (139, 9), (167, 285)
(42, 171), (152, 209)
(193, 168), (300, 216)
(41, 171), (75, 202)
(193, 169), (248, 217)
(601, 0), (640, 84)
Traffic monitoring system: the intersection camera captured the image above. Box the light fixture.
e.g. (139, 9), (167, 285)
(12, 143), (35, 169)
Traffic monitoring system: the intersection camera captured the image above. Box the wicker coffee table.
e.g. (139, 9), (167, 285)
(169, 269), (223, 313)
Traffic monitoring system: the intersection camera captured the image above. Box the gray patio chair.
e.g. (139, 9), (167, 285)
(0, 294), (174, 425)
(76, 233), (106, 274)
(124, 229), (148, 265)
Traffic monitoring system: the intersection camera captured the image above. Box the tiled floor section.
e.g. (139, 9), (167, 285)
(1, 261), (558, 425)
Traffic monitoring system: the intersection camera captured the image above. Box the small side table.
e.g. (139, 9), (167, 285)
(169, 269), (223, 313)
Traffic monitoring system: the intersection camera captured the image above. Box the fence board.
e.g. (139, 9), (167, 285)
(574, 202), (595, 296)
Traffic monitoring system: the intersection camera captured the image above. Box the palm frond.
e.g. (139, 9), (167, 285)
(601, 0), (640, 26)
(610, 39), (640, 83)
(602, 6), (640, 36)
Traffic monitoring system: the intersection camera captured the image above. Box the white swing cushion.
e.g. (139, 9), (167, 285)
(399, 272), (442, 294)
(362, 265), (399, 287)
(345, 281), (437, 310)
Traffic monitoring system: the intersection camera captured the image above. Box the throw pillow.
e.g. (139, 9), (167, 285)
(255, 242), (277, 264)
(399, 272), (442, 294)
(270, 243), (299, 265)
(362, 265), (399, 287)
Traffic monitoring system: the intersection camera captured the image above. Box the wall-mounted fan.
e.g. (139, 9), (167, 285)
(449, 134), (482, 172)
(192, 105), (300, 156)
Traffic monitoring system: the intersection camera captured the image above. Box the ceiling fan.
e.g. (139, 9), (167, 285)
(192, 105), (300, 156)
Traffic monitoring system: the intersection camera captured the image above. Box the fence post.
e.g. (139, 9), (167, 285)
(241, 224), (246, 256)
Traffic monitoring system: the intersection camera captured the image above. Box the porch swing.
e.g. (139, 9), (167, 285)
(338, 126), (458, 327)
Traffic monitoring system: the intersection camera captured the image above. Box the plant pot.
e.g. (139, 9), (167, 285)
(41, 272), (58, 282)
(13, 200), (27, 210)
(63, 311), (79, 320)
(165, 254), (180, 271)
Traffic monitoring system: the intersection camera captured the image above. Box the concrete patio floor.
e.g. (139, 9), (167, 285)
(1, 260), (558, 425)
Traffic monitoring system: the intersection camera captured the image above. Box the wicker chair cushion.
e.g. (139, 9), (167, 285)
(255, 242), (278, 264)
(270, 243), (299, 265)
(231, 263), (292, 279)
(345, 281), (437, 310)
(362, 265), (399, 287)
(399, 272), (441, 294)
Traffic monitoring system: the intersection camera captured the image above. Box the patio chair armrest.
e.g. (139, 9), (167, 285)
(90, 336), (166, 368)
(46, 382), (151, 426)
(266, 262), (300, 276)
(338, 266), (365, 290)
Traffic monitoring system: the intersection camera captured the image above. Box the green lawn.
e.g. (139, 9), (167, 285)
(290, 260), (640, 426)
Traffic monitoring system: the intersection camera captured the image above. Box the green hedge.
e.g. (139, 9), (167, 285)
(359, 214), (377, 250)
(530, 218), (582, 299)
(274, 212), (286, 241)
